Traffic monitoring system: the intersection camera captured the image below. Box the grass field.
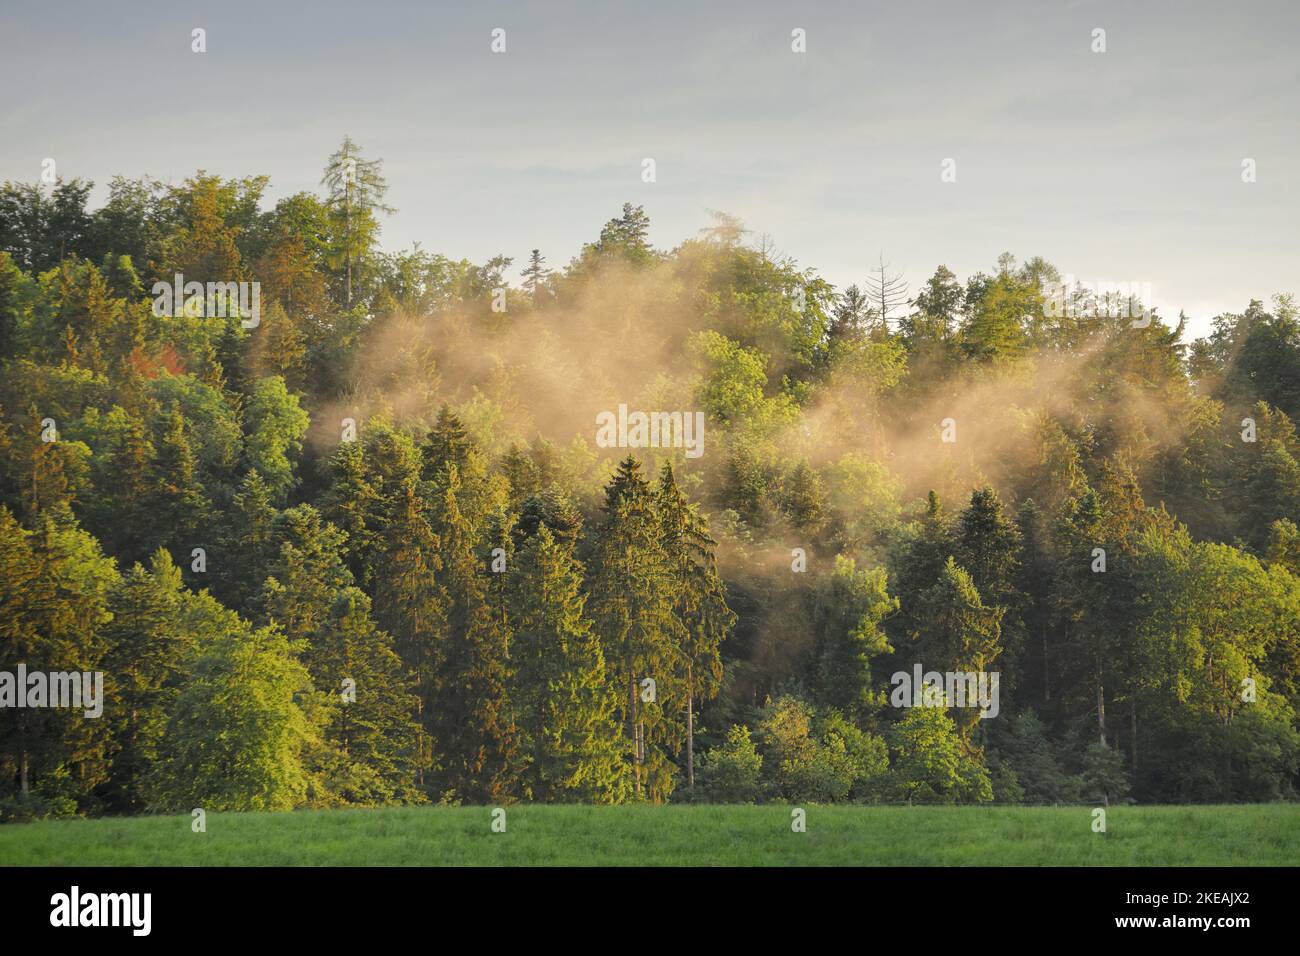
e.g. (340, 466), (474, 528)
(2, 804), (1297, 866)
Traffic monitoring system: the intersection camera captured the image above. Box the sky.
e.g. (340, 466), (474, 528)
(2, 0), (1296, 340)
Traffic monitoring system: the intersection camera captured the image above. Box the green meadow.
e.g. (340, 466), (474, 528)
(1, 804), (1295, 866)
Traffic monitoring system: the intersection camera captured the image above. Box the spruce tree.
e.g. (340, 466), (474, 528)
(510, 525), (629, 802)
(307, 588), (423, 805)
(148, 406), (207, 558)
(102, 549), (189, 812)
(910, 557), (1004, 742)
(656, 462), (735, 794)
(590, 457), (685, 801)
(812, 555), (896, 719)
(426, 463), (517, 803)
(217, 469), (278, 616)
(520, 249), (551, 305)
(371, 479), (444, 791)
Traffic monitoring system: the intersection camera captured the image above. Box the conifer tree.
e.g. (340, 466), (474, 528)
(955, 487), (1023, 693)
(218, 469), (279, 616)
(656, 462), (735, 793)
(371, 479), (443, 791)
(0, 508), (117, 808)
(426, 463), (517, 802)
(812, 555), (896, 719)
(590, 457), (685, 801)
(107, 407), (155, 563)
(320, 437), (380, 583)
(910, 557), (1004, 742)
(520, 249), (552, 305)
(148, 406), (207, 558)
(305, 588), (423, 806)
(888, 490), (954, 651)
(321, 137), (393, 308)
(1052, 490), (1118, 746)
(510, 525), (629, 801)
(102, 549), (189, 811)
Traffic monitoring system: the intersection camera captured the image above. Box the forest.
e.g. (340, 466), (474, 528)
(1, 137), (1298, 820)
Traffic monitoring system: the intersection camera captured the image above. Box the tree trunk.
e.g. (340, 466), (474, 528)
(415, 695), (425, 789)
(344, 190), (353, 308)
(686, 667), (695, 797)
(1042, 623), (1050, 702)
(1096, 651), (1107, 746)
(628, 670), (640, 798)
(1130, 701), (1137, 774)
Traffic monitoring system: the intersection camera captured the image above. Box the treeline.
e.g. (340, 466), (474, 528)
(1, 139), (1298, 818)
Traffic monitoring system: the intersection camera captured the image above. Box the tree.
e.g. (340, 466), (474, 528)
(426, 463), (517, 803)
(146, 616), (321, 812)
(302, 588), (423, 806)
(1052, 490), (1119, 746)
(584, 203), (653, 264)
(520, 249), (552, 305)
(755, 695), (821, 802)
(510, 525), (628, 801)
(0, 178), (94, 273)
(780, 460), (828, 533)
(0, 509), (118, 811)
(102, 549), (190, 812)
(147, 406), (207, 557)
(1076, 741), (1131, 807)
(888, 491), (954, 654)
(863, 252), (909, 331)
(243, 375), (310, 502)
(320, 437), (380, 584)
(321, 137), (393, 308)
(960, 269), (1035, 363)
(657, 462), (735, 793)
(995, 713), (1075, 805)
(906, 265), (962, 345)
(217, 470), (279, 616)
(755, 695), (888, 803)
(152, 174), (247, 290)
(955, 487), (1023, 692)
(828, 284), (873, 347)
(909, 558), (1004, 742)
(371, 479), (443, 791)
(589, 457), (685, 801)
(889, 705), (991, 804)
(0, 252), (25, 361)
(697, 725), (764, 803)
(812, 556), (896, 718)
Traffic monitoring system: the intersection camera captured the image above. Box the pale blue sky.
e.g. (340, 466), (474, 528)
(2, 0), (1296, 339)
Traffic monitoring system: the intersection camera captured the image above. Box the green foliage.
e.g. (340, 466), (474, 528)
(1076, 742), (1132, 807)
(888, 705), (991, 805)
(243, 375), (309, 501)
(510, 525), (628, 802)
(812, 556), (896, 717)
(697, 725), (764, 803)
(754, 695), (888, 803)
(146, 616), (320, 813)
(2, 153), (1299, 814)
(994, 714), (1076, 805)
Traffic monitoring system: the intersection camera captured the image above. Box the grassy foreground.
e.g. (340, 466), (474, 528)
(1, 804), (1296, 866)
